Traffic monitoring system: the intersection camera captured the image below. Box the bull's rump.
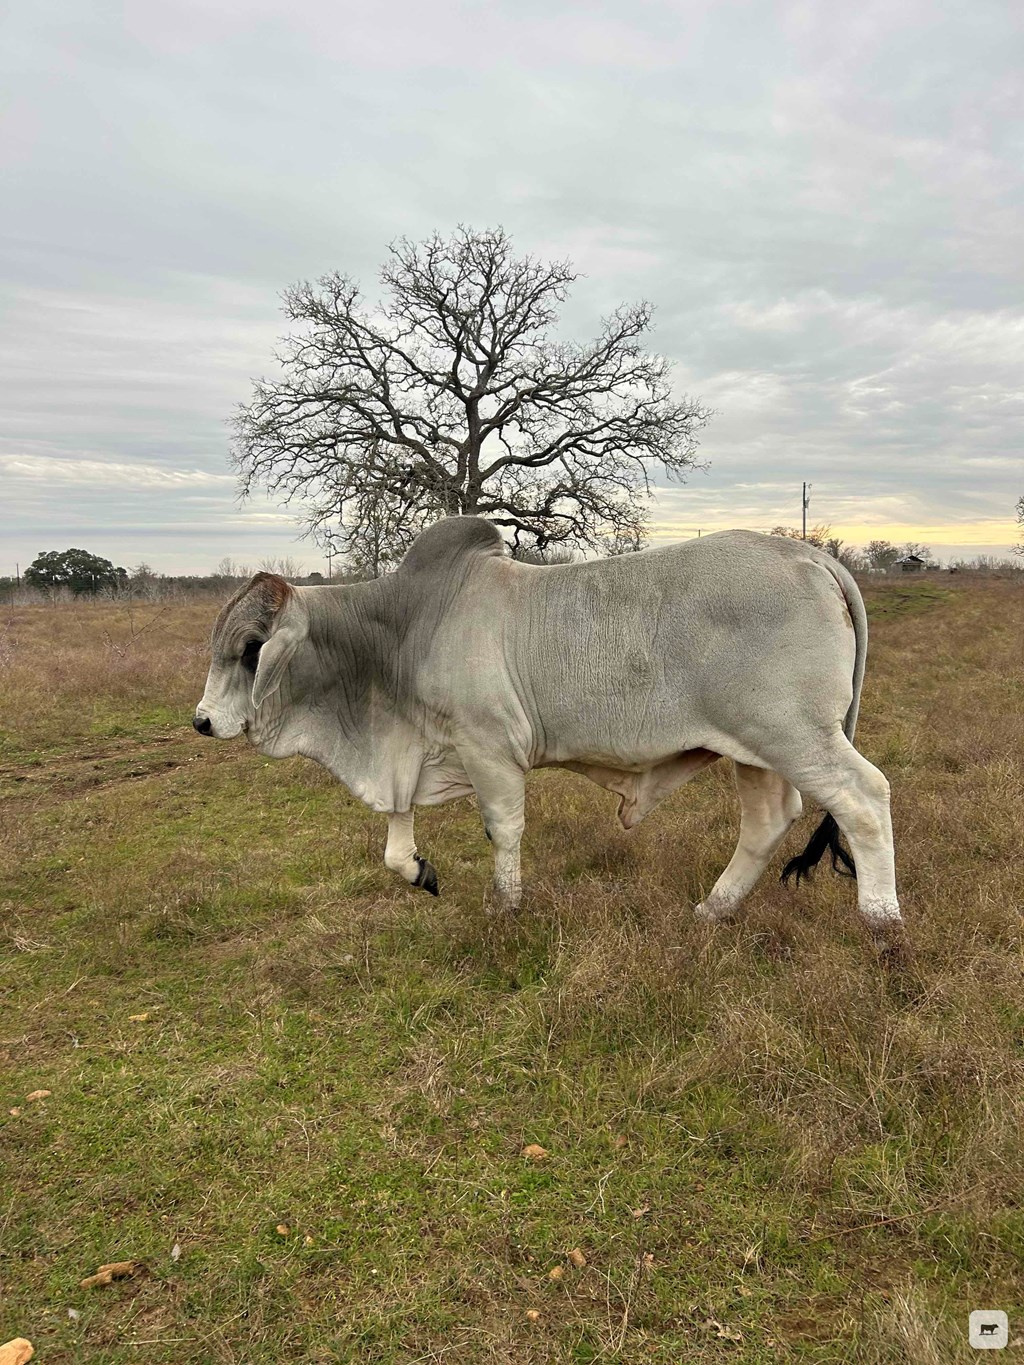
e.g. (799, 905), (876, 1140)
(448, 530), (860, 770)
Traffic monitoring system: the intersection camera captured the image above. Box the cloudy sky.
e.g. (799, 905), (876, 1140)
(3, 0), (1022, 575)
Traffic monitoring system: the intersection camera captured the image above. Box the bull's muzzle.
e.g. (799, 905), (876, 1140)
(192, 714), (214, 736)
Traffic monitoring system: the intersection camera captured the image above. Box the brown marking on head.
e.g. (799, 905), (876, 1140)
(212, 573), (294, 655)
(250, 572), (294, 612)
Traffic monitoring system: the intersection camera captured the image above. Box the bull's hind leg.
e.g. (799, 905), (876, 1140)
(775, 737), (903, 942)
(694, 764), (803, 923)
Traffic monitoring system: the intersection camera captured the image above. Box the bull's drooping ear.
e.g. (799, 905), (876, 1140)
(252, 598), (308, 709)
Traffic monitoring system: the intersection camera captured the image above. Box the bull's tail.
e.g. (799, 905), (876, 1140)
(780, 812), (856, 884)
(780, 555), (866, 887)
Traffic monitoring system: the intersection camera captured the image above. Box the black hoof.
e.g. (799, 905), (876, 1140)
(413, 856), (439, 897)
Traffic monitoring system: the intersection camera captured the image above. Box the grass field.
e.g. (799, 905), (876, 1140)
(1, 575), (1022, 1362)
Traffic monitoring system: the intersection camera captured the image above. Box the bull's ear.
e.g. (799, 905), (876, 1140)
(252, 606), (307, 709)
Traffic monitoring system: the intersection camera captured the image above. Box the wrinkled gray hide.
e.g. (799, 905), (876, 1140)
(194, 518), (902, 935)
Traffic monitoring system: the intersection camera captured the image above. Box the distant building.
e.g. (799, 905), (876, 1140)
(898, 554), (926, 573)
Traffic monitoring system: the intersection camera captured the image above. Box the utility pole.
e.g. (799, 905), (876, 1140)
(801, 482), (811, 541)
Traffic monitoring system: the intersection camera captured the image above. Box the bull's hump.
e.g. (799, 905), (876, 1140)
(398, 517), (504, 576)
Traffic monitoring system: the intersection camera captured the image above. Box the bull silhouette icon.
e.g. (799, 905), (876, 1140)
(969, 1309), (1008, 1348)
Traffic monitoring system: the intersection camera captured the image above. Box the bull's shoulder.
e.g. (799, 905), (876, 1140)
(397, 517), (505, 577)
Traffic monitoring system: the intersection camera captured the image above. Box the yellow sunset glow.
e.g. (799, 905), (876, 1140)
(648, 516), (1018, 551)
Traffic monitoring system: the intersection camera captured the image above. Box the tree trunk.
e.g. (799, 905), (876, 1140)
(463, 397), (483, 514)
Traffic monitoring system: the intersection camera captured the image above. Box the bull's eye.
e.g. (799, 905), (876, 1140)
(240, 639), (263, 673)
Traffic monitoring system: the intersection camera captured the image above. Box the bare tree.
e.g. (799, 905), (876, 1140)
(863, 539), (902, 572)
(770, 523), (838, 552)
(899, 541), (935, 566)
(257, 555), (305, 579)
(835, 545), (867, 572)
(514, 545), (579, 565)
(215, 557), (253, 581)
(1015, 494), (1023, 555)
(601, 525), (648, 556)
(233, 226), (712, 562)
(307, 474), (431, 579)
(327, 485), (422, 579)
(128, 562), (159, 599)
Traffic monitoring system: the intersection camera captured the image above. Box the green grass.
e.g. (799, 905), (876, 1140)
(858, 579), (953, 618)
(1, 578), (1023, 1361)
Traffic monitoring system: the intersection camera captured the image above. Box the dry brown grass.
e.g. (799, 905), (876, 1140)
(0, 598), (209, 747)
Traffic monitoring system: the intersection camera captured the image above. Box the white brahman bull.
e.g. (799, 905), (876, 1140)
(193, 517), (902, 941)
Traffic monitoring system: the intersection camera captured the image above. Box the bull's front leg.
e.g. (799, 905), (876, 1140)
(461, 753), (527, 911)
(383, 810), (438, 896)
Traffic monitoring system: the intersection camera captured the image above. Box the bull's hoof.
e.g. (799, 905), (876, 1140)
(413, 856), (439, 897)
(693, 899), (738, 925)
(877, 938), (911, 971)
(482, 884), (521, 916)
(485, 899), (520, 918)
(870, 920), (910, 965)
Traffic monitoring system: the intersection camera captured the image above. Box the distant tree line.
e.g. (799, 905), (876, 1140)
(769, 527), (940, 572)
(4, 533), (1020, 609)
(4, 492), (1020, 605)
(0, 550), (338, 605)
